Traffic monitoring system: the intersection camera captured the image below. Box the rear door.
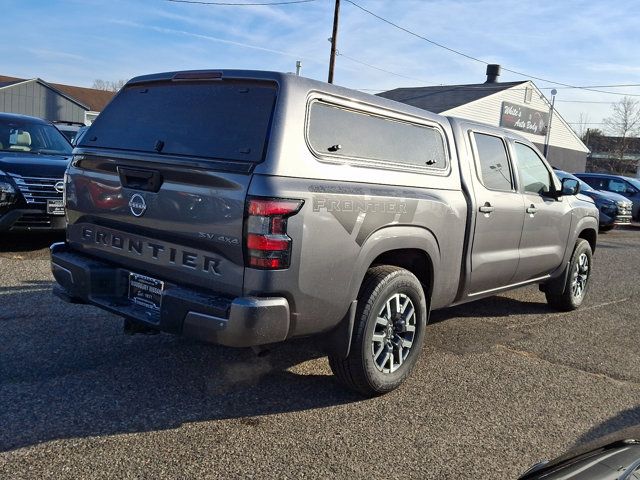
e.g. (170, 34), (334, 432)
(65, 77), (278, 297)
(467, 131), (524, 294)
(510, 142), (572, 283)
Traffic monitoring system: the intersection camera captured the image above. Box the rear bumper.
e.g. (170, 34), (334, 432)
(0, 208), (66, 231)
(50, 242), (290, 347)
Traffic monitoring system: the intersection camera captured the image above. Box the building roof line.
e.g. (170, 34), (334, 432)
(0, 77), (91, 110)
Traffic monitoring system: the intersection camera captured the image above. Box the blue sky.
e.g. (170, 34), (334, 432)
(2, 0), (640, 128)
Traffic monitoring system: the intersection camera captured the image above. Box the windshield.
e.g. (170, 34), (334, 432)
(625, 177), (640, 191)
(0, 118), (72, 156)
(578, 179), (595, 192)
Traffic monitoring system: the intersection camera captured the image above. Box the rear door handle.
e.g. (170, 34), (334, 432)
(526, 204), (538, 215)
(479, 203), (495, 214)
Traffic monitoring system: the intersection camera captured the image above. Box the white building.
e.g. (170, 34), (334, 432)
(379, 66), (589, 172)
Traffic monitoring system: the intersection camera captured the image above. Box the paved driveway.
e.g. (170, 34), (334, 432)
(1, 228), (639, 479)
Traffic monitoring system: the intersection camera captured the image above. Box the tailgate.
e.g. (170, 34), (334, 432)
(65, 156), (250, 296)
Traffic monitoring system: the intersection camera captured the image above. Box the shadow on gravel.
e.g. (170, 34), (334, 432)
(0, 232), (64, 253)
(430, 295), (548, 324)
(574, 406), (640, 446)
(0, 283), (362, 452)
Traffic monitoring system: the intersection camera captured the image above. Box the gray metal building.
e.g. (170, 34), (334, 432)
(0, 75), (114, 125)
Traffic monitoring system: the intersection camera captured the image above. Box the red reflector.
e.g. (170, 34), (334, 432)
(249, 257), (282, 269)
(247, 234), (289, 251)
(248, 199), (302, 216)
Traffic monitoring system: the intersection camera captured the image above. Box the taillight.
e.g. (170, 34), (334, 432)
(245, 197), (304, 270)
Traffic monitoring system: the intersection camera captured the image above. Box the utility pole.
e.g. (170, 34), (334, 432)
(296, 60), (302, 76)
(327, 0), (340, 84)
(543, 89), (557, 158)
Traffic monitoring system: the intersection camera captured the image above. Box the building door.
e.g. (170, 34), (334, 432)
(468, 132), (525, 294)
(511, 142), (572, 283)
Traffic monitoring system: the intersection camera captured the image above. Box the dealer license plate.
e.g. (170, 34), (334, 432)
(47, 199), (65, 215)
(128, 273), (164, 312)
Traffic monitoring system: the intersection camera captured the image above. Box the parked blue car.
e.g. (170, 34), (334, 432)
(555, 170), (633, 231)
(575, 172), (640, 221)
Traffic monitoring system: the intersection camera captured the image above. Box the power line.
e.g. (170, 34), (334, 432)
(556, 100), (615, 104)
(165, 0), (314, 5)
(337, 52), (438, 85)
(343, 0), (640, 97)
(566, 122), (618, 125)
(554, 83), (640, 89)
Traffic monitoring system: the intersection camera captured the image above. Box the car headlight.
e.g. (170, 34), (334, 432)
(0, 169), (17, 207)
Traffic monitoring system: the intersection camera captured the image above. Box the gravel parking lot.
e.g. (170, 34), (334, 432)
(1, 228), (639, 479)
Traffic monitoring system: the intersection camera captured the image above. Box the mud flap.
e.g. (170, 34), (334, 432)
(540, 261), (571, 295)
(322, 300), (357, 359)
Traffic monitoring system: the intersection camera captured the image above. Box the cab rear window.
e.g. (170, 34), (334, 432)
(80, 80), (277, 162)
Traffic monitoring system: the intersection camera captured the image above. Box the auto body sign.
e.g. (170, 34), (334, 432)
(500, 101), (548, 136)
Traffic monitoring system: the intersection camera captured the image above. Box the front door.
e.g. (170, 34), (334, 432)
(468, 132), (525, 294)
(511, 142), (572, 283)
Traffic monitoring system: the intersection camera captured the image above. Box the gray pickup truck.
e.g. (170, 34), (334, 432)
(51, 70), (598, 396)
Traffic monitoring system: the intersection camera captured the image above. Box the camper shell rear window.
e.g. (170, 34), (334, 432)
(80, 80), (277, 163)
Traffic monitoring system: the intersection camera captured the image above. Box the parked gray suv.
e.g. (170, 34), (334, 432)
(51, 70), (598, 396)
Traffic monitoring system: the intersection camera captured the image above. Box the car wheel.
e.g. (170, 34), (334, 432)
(599, 225), (615, 233)
(545, 239), (592, 311)
(329, 265), (427, 396)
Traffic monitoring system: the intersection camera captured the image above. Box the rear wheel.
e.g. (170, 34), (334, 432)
(329, 265), (427, 396)
(545, 239), (592, 311)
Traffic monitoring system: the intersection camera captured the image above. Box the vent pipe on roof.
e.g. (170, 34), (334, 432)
(485, 64), (501, 83)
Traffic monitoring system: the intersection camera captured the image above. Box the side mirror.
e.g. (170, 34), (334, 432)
(561, 178), (580, 196)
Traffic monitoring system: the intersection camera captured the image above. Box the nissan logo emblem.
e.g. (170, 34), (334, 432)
(54, 181), (65, 194)
(129, 193), (147, 217)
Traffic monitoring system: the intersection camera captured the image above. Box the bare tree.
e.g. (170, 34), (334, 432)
(602, 96), (640, 162)
(574, 112), (592, 140)
(92, 79), (127, 92)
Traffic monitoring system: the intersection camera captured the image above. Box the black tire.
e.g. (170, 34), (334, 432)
(328, 265), (427, 397)
(599, 225), (615, 233)
(545, 239), (592, 311)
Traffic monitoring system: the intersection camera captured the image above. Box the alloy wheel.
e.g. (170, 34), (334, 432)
(371, 293), (417, 374)
(571, 252), (589, 299)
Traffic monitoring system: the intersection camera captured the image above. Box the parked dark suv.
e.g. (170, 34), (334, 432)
(0, 113), (72, 231)
(554, 170), (632, 231)
(575, 173), (640, 221)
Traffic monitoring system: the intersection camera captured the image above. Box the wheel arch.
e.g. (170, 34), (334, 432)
(578, 226), (597, 254)
(544, 216), (598, 296)
(369, 249), (434, 303)
(348, 225), (441, 305)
